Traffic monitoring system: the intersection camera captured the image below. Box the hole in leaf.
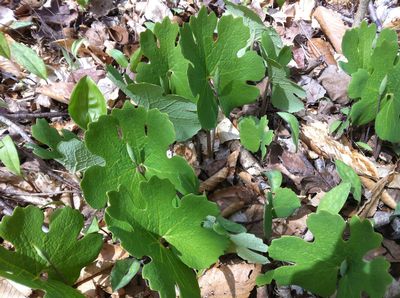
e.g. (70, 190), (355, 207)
(144, 125), (148, 136)
(159, 237), (170, 248)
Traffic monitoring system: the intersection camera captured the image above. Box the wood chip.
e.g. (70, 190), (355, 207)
(313, 6), (348, 53)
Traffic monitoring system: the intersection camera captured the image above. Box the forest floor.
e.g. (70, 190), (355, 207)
(0, 0), (400, 297)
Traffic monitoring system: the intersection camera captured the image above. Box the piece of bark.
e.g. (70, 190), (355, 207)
(307, 38), (336, 65)
(318, 65), (351, 104)
(313, 6), (348, 53)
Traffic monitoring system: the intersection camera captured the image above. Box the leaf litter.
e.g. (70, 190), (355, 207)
(0, 0), (399, 297)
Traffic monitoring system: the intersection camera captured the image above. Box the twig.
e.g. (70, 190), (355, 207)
(0, 115), (33, 143)
(0, 111), (68, 119)
(368, 1), (382, 30)
(1, 190), (81, 197)
(354, 0), (371, 27)
(206, 130), (213, 158)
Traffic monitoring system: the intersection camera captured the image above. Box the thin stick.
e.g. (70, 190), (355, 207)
(0, 115), (33, 143)
(1, 190), (81, 197)
(368, 1), (382, 30)
(206, 130), (213, 158)
(354, 0), (371, 27)
(1, 111), (68, 119)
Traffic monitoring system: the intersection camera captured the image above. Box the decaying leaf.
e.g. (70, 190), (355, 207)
(199, 261), (261, 298)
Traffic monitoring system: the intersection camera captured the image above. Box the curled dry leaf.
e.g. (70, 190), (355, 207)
(76, 243), (129, 296)
(199, 150), (240, 192)
(307, 38), (336, 65)
(318, 65), (351, 104)
(301, 121), (397, 209)
(199, 167), (229, 193)
(313, 6), (348, 53)
(0, 278), (32, 298)
(0, 56), (23, 78)
(199, 261), (261, 298)
(210, 185), (256, 217)
(36, 82), (74, 104)
(216, 117), (240, 144)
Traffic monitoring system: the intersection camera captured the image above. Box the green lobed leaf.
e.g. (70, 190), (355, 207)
(317, 182), (352, 214)
(180, 7), (265, 129)
(30, 119), (104, 173)
(277, 112), (299, 151)
(110, 258), (140, 292)
(0, 206), (102, 297)
(136, 18), (194, 100)
(0, 32), (10, 59)
(266, 58), (305, 112)
(257, 211), (392, 298)
(340, 21), (377, 75)
(126, 83), (201, 141)
(106, 177), (229, 298)
(204, 215), (268, 264)
(107, 49), (129, 68)
(272, 188), (300, 218)
(82, 102), (199, 209)
(335, 160), (362, 202)
(11, 42), (47, 79)
(224, 1), (270, 42)
(230, 233), (269, 264)
(239, 116), (274, 159)
(69, 75), (107, 130)
(0, 135), (21, 176)
(260, 30), (290, 65)
(341, 21), (400, 142)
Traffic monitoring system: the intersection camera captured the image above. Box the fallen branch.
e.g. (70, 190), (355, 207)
(0, 115), (33, 143)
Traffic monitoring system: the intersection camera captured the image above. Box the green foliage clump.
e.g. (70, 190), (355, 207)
(81, 102), (199, 208)
(341, 21), (400, 142)
(106, 176), (229, 297)
(0, 206), (102, 297)
(257, 211), (392, 298)
(239, 116), (274, 159)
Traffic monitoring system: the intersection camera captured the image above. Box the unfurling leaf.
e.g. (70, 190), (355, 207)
(0, 206), (103, 297)
(82, 103), (199, 208)
(106, 177), (229, 298)
(257, 211), (392, 298)
(11, 42), (47, 79)
(0, 135), (21, 176)
(69, 76), (107, 130)
(204, 216), (268, 264)
(239, 116), (274, 159)
(180, 7), (265, 129)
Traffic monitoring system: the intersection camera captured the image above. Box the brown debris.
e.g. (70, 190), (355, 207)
(313, 6), (348, 53)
